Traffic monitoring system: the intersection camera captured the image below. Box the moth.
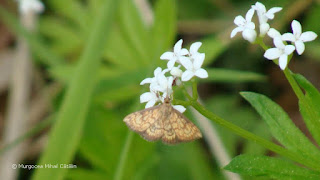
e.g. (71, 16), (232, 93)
(123, 98), (202, 144)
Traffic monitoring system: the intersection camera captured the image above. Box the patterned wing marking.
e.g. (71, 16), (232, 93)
(170, 107), (202, 143)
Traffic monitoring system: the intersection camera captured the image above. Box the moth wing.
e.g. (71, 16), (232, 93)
(168, 107), (202, 143)
(124, 105), (165, 141)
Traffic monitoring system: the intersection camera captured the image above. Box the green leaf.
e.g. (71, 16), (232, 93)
(294, 74), (320, 145)
(47, 0), (89, 31)
(151, 142), (218, 180)
(224, 154), (320, 179)
(241, 92), (320, 163)
(151, 0), (177, 59)
(202, 68), (266, 83)
(103, 27), (142, 69)
(39, 17), (83, 56)
(32, 1), (121, 180)
(79, 106), (126, 175)
(117, 0), (150, 63)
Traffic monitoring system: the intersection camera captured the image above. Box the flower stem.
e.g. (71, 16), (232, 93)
(283, 68), (320, 126)
(255, 37), (269, 51)
(192, 79), (198, 100)
(172, 99), (192, 107)
(191, 100), (320, 171)
(182, 86), (193, 100)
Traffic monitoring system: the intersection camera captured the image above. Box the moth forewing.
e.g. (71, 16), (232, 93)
(123, 101), (202, 144)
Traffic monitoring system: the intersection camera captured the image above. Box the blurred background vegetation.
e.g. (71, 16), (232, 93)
(0, 0), (319, 179)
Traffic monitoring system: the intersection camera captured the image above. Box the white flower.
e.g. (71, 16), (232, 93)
(140, 90), (160, 108)
(172, 105), (186, 113)
(140, 68), (174, 108)
(18, 0), (44, 14)
(231, 8), (257, 43)
(264, 37), (295, 70)
(170, 66), (183, 77)
(189, 42), (204, 59)
(267, 28), (281, 39)
(282, 20), (318, 55)
(160, 39), (189, 69)
(157, 76), (174, 98)
(180, 54), (208, 81)
(252, 2), (282, 35)
(140, 67), (162, 85)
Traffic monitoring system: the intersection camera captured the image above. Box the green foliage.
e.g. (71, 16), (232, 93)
(241, 92), (320, 163)
(294, 74), (320, 145)
(224, 155), (320, 179)
(205, 95), (271, 156)
(32, 1), (121, 180)
(1, 0), (319, 179)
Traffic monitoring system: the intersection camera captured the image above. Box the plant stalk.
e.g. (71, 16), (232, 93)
(191, 100), (320, 171)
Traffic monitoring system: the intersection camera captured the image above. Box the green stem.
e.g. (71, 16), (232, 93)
(283, 69), (305, 103)
(283, 68), (319, 125)
(255, 37), (269, 51)
(191, 100), (320, 171)
(114, 131), (134, 180)
(182, 86), (193, 100)
(172, 99), (192, 107)
(192, 79), (198, 100)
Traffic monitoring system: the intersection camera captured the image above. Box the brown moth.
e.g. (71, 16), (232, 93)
(123, 98), (202, 144)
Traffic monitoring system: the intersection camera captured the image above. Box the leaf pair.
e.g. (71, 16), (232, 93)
(225, 89), (320, 179)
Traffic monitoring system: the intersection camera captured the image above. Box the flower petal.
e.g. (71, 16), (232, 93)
(154, 67), (162, 76)
(140, 92), (153, 103)
(174, 39), (183, 53)
(180, 48), (189, 56)
(172, 105), (186, 113)
(242, 29), (257, 43)
(254, 2), (266, 13)
(193, 53), (205, 69)
(160, 52), (174, 60)
(167, 59), (176, 70)
(265, 7), (282, 19)
(300, 31), (318, 42)
(295, 41), (305, 55)
(264, 48), (282, 60)
(245, 8), (255, 22)
(268, 28), (281, 38)
(279, 54), (288, 70)
(145, 99), (156, 108)
(167, 76), (174, 89)
(181, 70), (194, 81)
(170, 66), (183, 77)
(179, 57), (193, 70)
(292, 20), (302, 37)
(284, 45), (295, 55)
(234, 15), (245, 26)
(273, 37), (285, 49)
(281, 33), (295, 42)
(246, 22), (255, 30)
(231, 27), (244, 38)
(195, 69), (208, 78)
(190, 42), (202, 55)
(140, 78), (153, 85)
(259, 23), (270, 36)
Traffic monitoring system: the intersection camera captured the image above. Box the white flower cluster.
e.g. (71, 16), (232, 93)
(231, 2), (317, 70)
(18, 0), (44, 14)
(140, 39), (209, 113)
